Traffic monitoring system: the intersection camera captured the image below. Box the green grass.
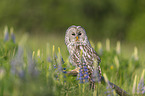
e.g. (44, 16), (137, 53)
(0, 33), (145, 96)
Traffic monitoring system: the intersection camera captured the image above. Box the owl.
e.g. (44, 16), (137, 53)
(65, 25), (102, 84)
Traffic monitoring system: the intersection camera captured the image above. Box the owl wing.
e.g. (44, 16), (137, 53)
(91, 47), (102, 78)
(92, 48), (101, 63)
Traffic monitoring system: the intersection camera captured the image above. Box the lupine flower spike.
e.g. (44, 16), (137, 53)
(27, 51), (39, 77)
(10, 27), (15, 43)
(37, 49), (41, 58)
(52, 45), (55, 58)
(77, 65), (84, 83)
(32, 51), (35, 59)
(77, 50), (84, 83)
(0, 68), (5, 80)
(77, 50), (89, 83)
(137, 69), (145, 94)
(52, 45), (57, 64)
(132, 75), (137, 94)
(116, 41), (121, 55)
(114, 56), (119, 69)
(106, 38), (110, 52)
(77, 61), (89, 83)
(4, 26), (9, 42)
(97, 41), (103, 55)
(10, 34), (28, 78)
(132, 47), (139, 61)
(10, 45), (25, 78)
(57, 47), (62, 71)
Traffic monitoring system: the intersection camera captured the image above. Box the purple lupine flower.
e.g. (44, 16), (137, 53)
(137, 70), (145, 94)
(84, 75), (89, 82)
(77, 66), (84, 83)
(79, 68), (83, 76)
(18, 70), (25, 79)
(83, 63), (89, 83)
(62, 67), (67, 82)
(142, 86), (145, 94)
(54, 66), (67, 82)
(83, 66), (88, 71)
(61, 57), (65, 64)
(105, 85), (114, 96)
(63, 68), (67, 73)
(54, 54), (57, 60)
(57, 64), (62, 72)
(79, 73), (84, 77)
(77, 61), (89, 83)
(10, 46), (25, 78)
(53, 65), (57, 69)
(104, 73), (115, 96)
(53, 54), (67, 82)
(57, 47), (62, 72)
(79, 77), (84, 83)
(4, 26), (9, 42)
(27, 51), (39, 77)
(47, 56), (52, 62)
(84, 75), (89, 79)
(137, 77), (144, 94)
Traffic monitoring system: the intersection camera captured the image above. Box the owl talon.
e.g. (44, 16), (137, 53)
(70, 67), (80, 73)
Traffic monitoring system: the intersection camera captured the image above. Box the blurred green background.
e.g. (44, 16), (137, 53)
(0, 0), (145, 42)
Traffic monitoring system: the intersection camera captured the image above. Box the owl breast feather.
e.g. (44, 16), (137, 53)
(69, 45), (96, 68)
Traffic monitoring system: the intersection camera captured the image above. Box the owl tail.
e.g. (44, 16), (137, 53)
(89, 64), (102, 89)
(89, 68), (101, 90)
(90, 82), (95, 90)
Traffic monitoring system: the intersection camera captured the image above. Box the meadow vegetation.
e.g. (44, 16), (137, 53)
(0, 26), (145, 95)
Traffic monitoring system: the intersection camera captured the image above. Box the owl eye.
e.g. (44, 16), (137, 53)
(72, 33), (75, 36)
(78, 32), (82, 36)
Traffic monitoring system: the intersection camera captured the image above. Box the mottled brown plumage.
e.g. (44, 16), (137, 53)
(65, 25), (102, 83)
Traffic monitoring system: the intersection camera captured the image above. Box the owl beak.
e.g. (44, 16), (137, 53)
(76, 36), (79, 41)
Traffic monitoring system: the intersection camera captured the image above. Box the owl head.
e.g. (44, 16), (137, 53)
(65, 25), (89, 46)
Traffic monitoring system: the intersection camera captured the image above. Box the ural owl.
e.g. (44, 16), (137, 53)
(65, 25), (102, 83)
